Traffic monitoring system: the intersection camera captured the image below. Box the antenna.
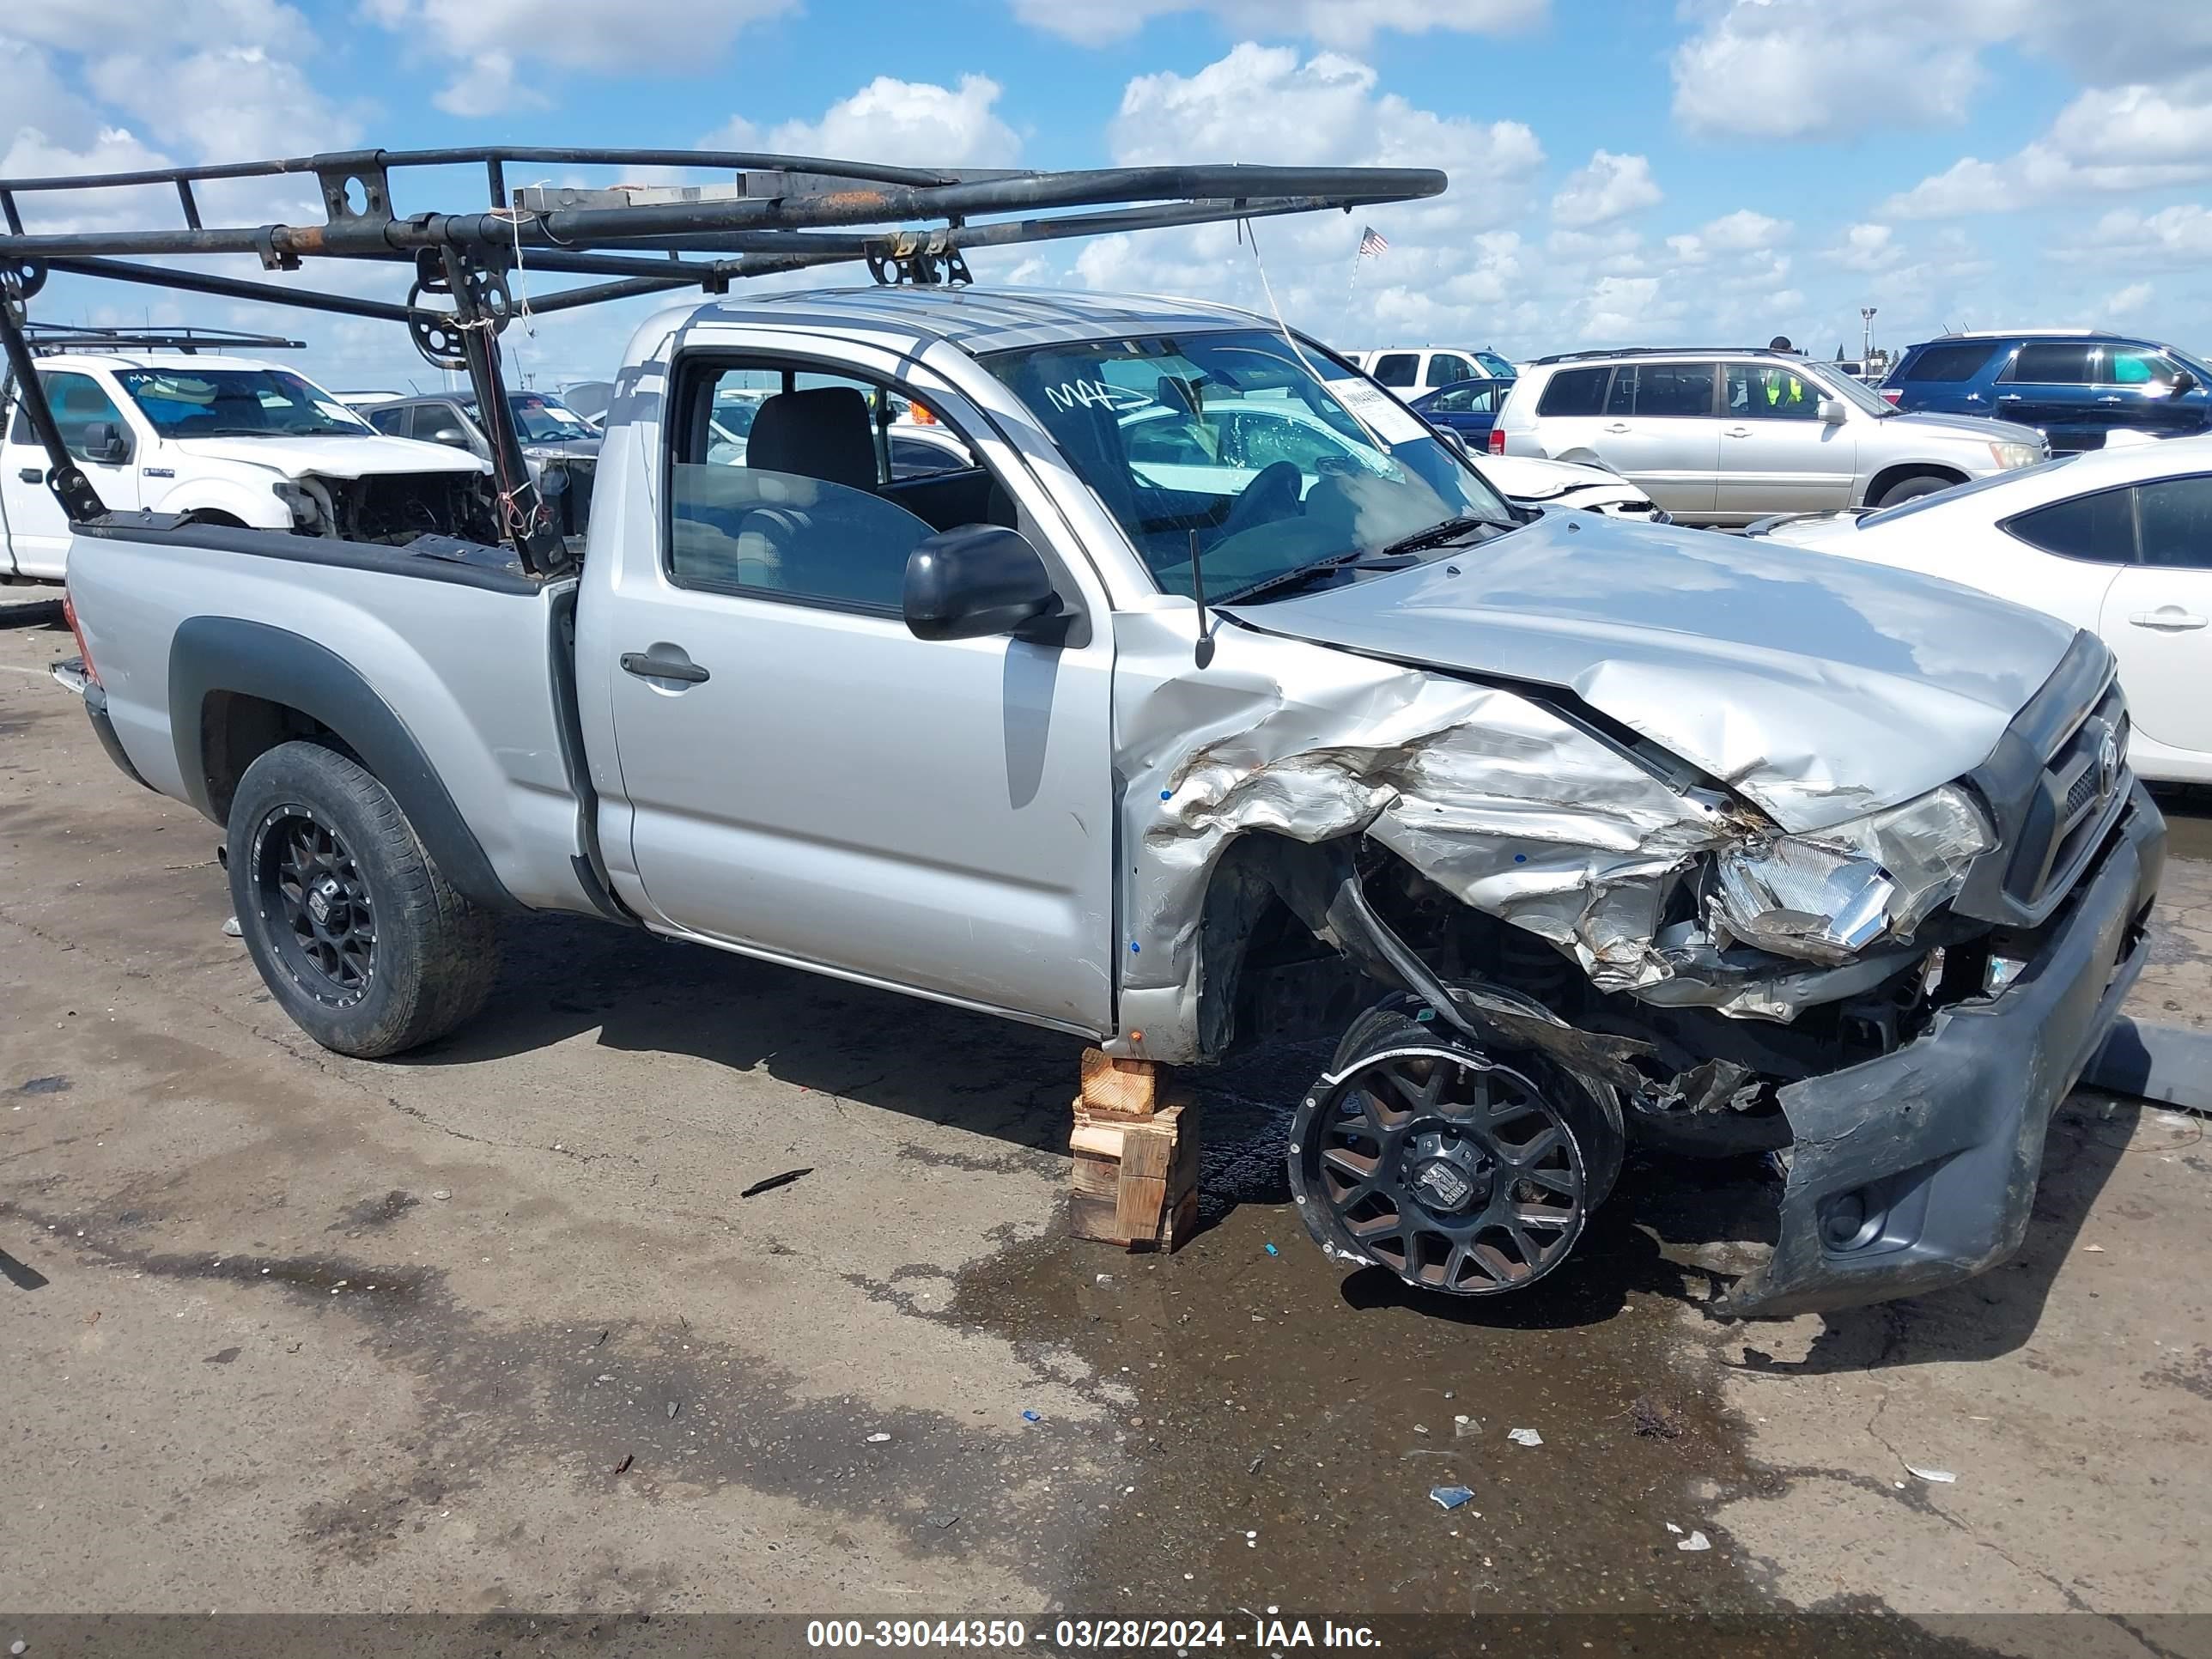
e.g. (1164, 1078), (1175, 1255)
(1188, 530), (1216, 670)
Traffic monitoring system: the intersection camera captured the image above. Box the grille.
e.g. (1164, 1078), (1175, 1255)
(2004, 681), (2129, 910)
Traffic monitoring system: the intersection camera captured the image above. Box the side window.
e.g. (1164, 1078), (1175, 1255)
(1635, 362), (1717, 417)
(1726, 363), (1820, 420)
(1426, 354), (1476, 387)
(2105, 349), (2181, 388)
(1904, 342), (1999, 382)
(1537, 367), (1610, 417)
(367, 407), (408, 436)
(1603, 368), (1637, 416)
(667, 364), (934, 612)
(38, 373), (131, 460)
(2001, 344), (2094, 385)
(2004, 487), (2136, 562)
(1371, 353), (1418, 388)
(2134, 476), (2212, 569)
(1430, 384), (1494, 415)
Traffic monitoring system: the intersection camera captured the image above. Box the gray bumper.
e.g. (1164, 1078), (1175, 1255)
(1717, 784), (2165, 1318)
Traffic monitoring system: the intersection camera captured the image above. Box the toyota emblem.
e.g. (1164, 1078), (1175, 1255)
(2095, 722), (2122, 802)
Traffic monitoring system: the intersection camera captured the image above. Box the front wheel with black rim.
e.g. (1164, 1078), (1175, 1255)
(1289, 999), (1623, 1296)
(227, 740), (501, 1058)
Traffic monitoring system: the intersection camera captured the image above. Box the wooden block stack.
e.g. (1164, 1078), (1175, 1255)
(1068, 1049), (1200, 1251)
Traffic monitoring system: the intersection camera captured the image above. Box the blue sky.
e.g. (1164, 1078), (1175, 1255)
(7, 0), (2212, 389)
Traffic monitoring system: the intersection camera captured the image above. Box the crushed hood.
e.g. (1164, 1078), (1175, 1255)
(1476, 453), (1646, 505)
(165, 434), (491, 479)
(1221, 512), (2079, 833)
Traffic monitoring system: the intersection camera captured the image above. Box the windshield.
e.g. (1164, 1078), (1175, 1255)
(116, 367), (372, 438)
(984, 329), (1516, 599)
(1856, 453), (2080, 528)
(1474, 350), (1516, 380)
(1813, 367), (1899, 418)
(464, 392), (594, 444)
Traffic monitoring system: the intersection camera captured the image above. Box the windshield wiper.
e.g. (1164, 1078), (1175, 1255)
(1377, 514), (1505, 556)
(1216, 548), (1418, 606)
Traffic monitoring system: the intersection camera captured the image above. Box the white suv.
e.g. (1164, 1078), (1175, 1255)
(1348, 347), (1516, 404)
(1492, 349), (2048, 527)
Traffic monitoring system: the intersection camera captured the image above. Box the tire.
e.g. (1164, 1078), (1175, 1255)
(1292, 993), (1625, 1295)
(227, 740), (501, 1057)
(1872, 471), (1956, 509)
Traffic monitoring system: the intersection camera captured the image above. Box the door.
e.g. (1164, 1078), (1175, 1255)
(601, 353), (1118, 1031)
(1370, 353), (1419, 403)
(2100, 474), (2212, 757)
(1419, 381), (1502, 441)
(1, 371), (143, 580)
(1422, 353), (1479, 392)
(1996, 480), (2134, 633)
(1716, 362), (1853, 520)
(2095, 346), (2207, 443)
(1994, 342), (2096, 450)
(1585, 361), (1720, 518)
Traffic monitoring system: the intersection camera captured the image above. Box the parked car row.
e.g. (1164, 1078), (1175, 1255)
(1881, 331), (2212, 453)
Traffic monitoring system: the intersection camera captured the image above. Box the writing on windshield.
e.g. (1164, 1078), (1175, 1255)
(986, 329), (1513, 600)
(117, 368), (370, 438)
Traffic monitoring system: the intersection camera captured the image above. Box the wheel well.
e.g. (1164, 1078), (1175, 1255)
(1863, 462), (1964, 506)
(199, 692), (348, 825)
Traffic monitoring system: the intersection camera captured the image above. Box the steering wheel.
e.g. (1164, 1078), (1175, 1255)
(1218, 460), (1304, 541)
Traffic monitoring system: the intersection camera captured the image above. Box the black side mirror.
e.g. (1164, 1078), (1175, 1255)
(2172, 368), (2198, 397)
(904, 524), (1063, 641)
(82, 420), (130, 464)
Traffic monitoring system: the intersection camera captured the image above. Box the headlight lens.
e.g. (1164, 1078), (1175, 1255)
(1711, 785), (1995, 965)
(1990, 441), (2042, 470)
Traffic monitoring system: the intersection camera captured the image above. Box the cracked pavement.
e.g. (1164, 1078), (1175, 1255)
(3, 595), (2210, 1654)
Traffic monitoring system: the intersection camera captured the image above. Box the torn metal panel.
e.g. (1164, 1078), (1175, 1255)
(1107, 612), (1735, 1060)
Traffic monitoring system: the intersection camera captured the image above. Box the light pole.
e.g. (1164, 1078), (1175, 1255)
(1860, 307), (1877, 368)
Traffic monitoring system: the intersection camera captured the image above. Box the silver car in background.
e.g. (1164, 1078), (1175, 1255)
(1495, 347), (2048, 526)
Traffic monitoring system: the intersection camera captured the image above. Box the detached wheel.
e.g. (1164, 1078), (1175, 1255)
(1290, 998), (1620, 1295)
(227, 740), (501, 1057)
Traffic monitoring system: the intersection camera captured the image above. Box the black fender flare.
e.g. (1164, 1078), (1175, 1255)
(168, 616), (519, 913)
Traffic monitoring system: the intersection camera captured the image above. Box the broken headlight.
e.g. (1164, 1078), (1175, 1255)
(1711, 785), (1995, 966)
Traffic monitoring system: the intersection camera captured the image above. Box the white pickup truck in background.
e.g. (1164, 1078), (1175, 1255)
(2, 337), (489, 583)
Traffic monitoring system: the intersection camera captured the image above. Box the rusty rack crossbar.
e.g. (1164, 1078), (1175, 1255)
(0, 144), (1446, 576)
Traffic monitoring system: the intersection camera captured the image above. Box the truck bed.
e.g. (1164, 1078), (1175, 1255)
(65, 517), (605, 919)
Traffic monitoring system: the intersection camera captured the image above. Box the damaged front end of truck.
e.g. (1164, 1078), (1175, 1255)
(1106, 520), (2165, 1317)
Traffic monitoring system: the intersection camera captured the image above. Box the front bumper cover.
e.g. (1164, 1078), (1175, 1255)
(1716, 783), (2165, 1318)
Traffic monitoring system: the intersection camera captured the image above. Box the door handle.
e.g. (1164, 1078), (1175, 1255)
(1996, 393), (2023, 402)
(2129, 609), (2207, 631)
(16, 467), (42, 483)
(1601, 422), (1631, 434)
(1723, 426), (1752, 438)
(621, 652), (711, 683)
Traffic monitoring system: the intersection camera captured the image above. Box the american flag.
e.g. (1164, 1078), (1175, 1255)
(1358, 225), (1389, 258)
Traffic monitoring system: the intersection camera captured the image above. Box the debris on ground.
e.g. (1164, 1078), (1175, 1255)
(1454, 1414), (1479, 1437)
(739, 1167), (812, 1199)
(1906, 1463), (1958, 1484)
(666, 1401), (680, 1420)
(430, 1189), (452, 1201)
(1677, 1530), (1711, 1552)
(613, 1454), (633, 1474)
(2083, 1243), (2107, 1254)
(1632, 1395), (1682, 1439)
(925, 1510), (959, 1529)
(1264, 1243), (1279, 1255)
(1022, 1410), (1042, 1423)
(1507, 1427), (1543, 1447)
(1429, 1486), (1474, 1510)
(222, 916), (242, 938)
(1664, 1522), (1683, 1534)
(15, 1076), (68, 1096)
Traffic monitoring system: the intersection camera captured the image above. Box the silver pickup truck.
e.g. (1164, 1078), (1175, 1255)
(60, 286), (2165, 1317)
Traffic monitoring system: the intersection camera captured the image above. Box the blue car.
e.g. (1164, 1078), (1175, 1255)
(1882, 331), (2212, 452)
(1409, 376), (1515, 449)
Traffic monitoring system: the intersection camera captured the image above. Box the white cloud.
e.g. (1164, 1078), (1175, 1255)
(1665, 208), (1790, 264)
(714, 75), (1022, 169)
(1010, 0), (1545, 50)
(368, 0), (796, 113)
(2105, 282), (2153, 319)
(86, 46), (356, 160)
(2057, 204), (2212, 270)
(1550, 150), (1661, 229)
(1829, 222), (1898, 273)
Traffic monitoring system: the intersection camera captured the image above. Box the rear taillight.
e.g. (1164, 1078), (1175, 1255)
(63, 589), (98, 687)
(1881, 388), (1902, 405)
(1487, 427), (1506, 454)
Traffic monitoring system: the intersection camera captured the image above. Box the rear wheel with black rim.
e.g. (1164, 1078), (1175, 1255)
(227, 740), (500, 1058)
